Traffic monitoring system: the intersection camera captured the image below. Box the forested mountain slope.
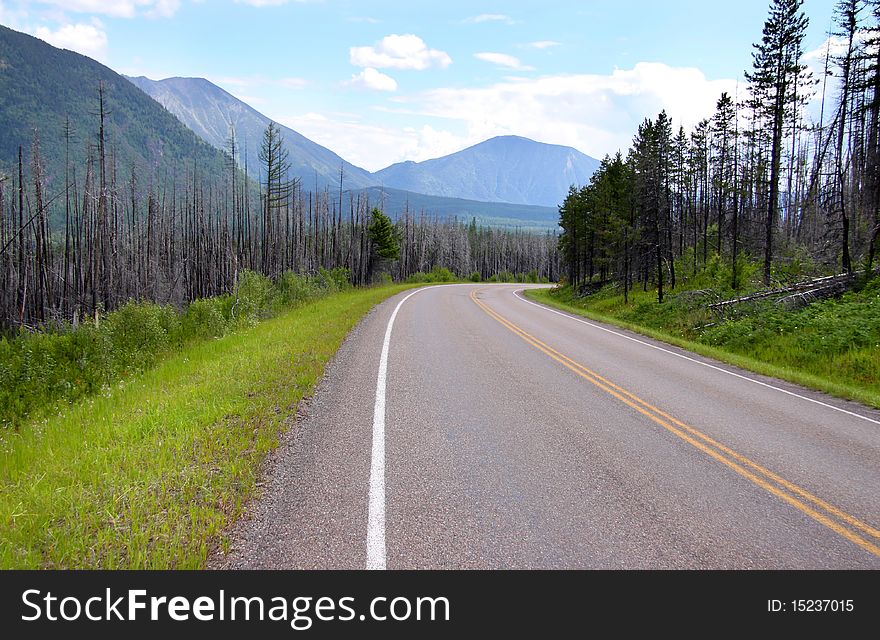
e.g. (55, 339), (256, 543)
(0, 26), (229, 192)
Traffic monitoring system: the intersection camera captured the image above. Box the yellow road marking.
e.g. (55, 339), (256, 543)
(470, 289), (880, 558)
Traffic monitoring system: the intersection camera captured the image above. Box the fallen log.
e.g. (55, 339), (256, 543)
(708, 272), (856, 310)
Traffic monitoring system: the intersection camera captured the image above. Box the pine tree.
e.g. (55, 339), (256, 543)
(712, 92), (736, 258)
(258, 121), (292, 274)
(367, 208), (400, 279)
(557, 185), (583, 286)
(866, 0), (880, 272)
(833, 0), (863, 273)
(745, 0), (812, 284)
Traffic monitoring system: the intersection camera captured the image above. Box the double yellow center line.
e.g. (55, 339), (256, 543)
(470, 289), (880, 558)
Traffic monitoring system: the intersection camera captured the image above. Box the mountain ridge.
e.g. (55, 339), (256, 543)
(127, 75), (376, 191)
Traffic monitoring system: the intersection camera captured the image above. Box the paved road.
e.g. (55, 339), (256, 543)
(212, 284), (880, 569)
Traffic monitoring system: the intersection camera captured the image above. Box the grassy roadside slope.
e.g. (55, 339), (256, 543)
(525, 284), (880, 410)
(0, 284), (414, 569)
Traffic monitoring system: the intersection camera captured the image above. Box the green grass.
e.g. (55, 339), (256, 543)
(0, 284), (415, 568)
(525, 279), (880, 410)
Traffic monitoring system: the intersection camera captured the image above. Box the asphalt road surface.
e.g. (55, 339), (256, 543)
(212, 284), (880, 569)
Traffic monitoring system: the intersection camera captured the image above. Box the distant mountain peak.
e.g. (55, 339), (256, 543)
(375, 135), (598, 207)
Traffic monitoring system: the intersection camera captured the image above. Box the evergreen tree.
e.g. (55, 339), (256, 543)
(258, 121), (291, 274)
(557, 185), (584, 286)
(712, 92), (736, 258)
(368, 208), (400, 270)
(631, 112), (673, 302)
(832, 0), (863, 274)
(745, 0), (812, 284)
(866, 0), (880, 272)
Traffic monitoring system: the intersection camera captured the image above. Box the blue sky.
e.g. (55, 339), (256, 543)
(1, 0), (836, 171)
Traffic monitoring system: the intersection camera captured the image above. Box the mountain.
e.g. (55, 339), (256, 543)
(127, 75), (376, 191)
(126, 75), (560, 227)
(374, 136), (600, 208)
(0, 25), (229, 191)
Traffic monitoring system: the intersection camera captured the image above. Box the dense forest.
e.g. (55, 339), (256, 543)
(558, 0), (880, 302)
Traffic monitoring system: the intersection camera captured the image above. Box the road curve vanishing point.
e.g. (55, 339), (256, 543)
(214, 284), (880, 570)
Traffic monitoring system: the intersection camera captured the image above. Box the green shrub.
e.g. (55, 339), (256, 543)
(772, 246), (824, 283)
(405, 272), (429, 283)
(74, 322), (113, 384)
(275, 272), (321, 306)
(0, 336), (23, 423)
(469, 271), (481, 282)
(182, 298), (229, 340)
(233, 270), (273, 324)
(428, 266), (455, 282)
(0, 302), (180, 427)
(320, 267), (352, 291)
(405, 266), (457, 284)
(103, 301), (174, 374)
(5, 332), (69, 418)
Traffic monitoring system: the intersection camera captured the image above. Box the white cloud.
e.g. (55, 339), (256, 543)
(0, 1), (28, 29)
(402, 124), (468, 162)
(462, 14), (514, 25)
(35, 1), (136, 18)
(350, 34), (451, 71)
(801, 32), (869, 89)
(475, 52), (533, 71)
(392, 62), (737, 160)
(527, 40), (561, 50)
(34, 1), (180, 18)
(347, 67), (398, 92)
(797, 35), (870, 114)
(146, 0), (180, 17)
(802, 34), (865, 64)
(34, 19), (108, 61)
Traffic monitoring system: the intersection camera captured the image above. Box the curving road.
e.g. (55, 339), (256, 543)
(212, 284), (880, 569)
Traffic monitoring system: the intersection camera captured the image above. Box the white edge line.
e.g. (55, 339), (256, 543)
(366, 284), (476, 570)
(513, 289), (880, 427)
(366, 288), (419, 570)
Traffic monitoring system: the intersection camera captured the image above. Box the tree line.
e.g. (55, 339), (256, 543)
(559, 0), (880, 303)
(0, 94), (558, 330)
